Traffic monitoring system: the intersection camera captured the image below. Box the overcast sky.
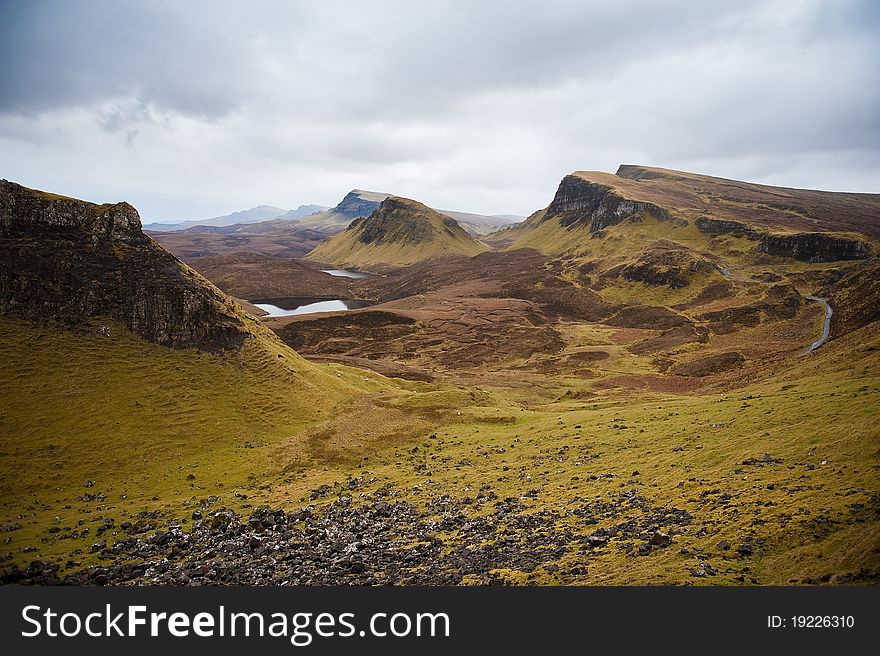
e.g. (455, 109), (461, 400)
(1, 0), (878, 221)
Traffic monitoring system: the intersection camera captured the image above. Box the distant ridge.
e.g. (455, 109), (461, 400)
(145, 204), (325, 232)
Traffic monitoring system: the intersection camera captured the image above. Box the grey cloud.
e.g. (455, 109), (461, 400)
(0, 0), (877, 220)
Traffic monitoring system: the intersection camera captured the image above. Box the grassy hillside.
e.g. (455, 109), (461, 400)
(0, 313), (474, 567)
(2, 171), (878, 585)
(7, 311), (875, 584)
(262, 323), (880, 585)
(306, 196), (488, 269)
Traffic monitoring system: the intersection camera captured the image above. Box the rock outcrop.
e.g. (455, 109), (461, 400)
(543, 174), (670, 233)
(696, 216), (872, 262)
(695, 217), (760, 239)
(334, 189), (389, 221)
(0, 180), (249, 350)
(295, 189), (391, 230)
(757, 233), (872, 262)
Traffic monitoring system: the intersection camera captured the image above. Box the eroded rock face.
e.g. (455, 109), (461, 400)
(695, 217), (760, 239)
(696, 216), (871, 262)
(758, 233), (872, 262)
(334, 190), (386, 221)
(0, 180), (248, 350)
(544, 175), (670, 233)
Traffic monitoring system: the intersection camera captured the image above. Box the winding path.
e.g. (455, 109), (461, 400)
(715, 261), (833, 354)
(804, 295), (832, 353)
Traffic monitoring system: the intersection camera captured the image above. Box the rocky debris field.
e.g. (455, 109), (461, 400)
(3, 486), (695, 586)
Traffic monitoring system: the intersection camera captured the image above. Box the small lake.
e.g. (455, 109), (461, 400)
(253, 298), (372, 318)
(321, 268), (371, 279)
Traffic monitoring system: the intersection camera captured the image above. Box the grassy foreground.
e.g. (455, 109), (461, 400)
(1, 316), (878, 584)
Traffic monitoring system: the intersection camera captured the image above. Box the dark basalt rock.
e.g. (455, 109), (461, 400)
(333, 190), (385, 220)
(544, 175), (670, 233)
(695, 217), (761, 239)
(2, 488), (693, 586)
(696, 216), (871, 263)
(757, 233), (872, 262)
(0, 180), (248, 350)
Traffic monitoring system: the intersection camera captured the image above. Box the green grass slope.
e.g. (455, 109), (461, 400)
(306, 196), (488, 269)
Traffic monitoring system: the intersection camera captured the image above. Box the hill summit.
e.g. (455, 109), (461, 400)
(0, 180), (249, 350)
(294, 189), (391, 231)
(506, 165), (878, 261)
(306, 196), (488, 269)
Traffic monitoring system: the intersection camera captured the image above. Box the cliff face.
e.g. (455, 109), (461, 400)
(0, 180), (249, 350)
(333, 190), (388, 220)
(543, 174), (670, 233)
(757, 233), (872, 262)
(695, 217), (760, 239)
(696, 217), (872, 262)
(294, 189), (391, 231)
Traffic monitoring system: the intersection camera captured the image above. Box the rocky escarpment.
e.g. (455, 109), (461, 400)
(696, 217), (872, 262)
(757, 233), (872, 262)
(543, 174), (670, 233)
(333, 189), (389, 220)
(0, 180), (248, 350)
(695, 217), (761, 239)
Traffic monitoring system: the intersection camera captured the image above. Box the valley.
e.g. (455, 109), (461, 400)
(1, 166), (878, 586)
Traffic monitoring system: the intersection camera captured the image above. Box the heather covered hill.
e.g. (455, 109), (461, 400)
(508, 165), (879, 259)
(188, 252), (357, 301)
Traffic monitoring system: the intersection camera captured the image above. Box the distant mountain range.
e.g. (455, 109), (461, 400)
(145, 190), (523, 237)
(294, 189), (522, 236)
(144, 204), (327, 232)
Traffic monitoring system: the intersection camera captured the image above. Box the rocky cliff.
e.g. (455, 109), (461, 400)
(696, 217), (872, 262)
(334, 189), (389, 220)
(543, 174), (670, 233)
(0, 180), (249, 350)
(295, 189), (391, 230)
(757, 233), (872, 262)
(695, 217), (760, 239)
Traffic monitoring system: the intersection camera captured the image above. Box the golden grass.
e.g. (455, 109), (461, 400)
(1, 309), (877, 584)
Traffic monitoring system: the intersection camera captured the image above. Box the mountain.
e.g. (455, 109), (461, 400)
(266, 204), (328, 221)
(305, 196), (488, 269)
(294, 189), (391, 230)
(0, 180), (252, 350)
(296, 188), (523, 235)
(508, 165), (879, 258)
(144, 204), (327, 232)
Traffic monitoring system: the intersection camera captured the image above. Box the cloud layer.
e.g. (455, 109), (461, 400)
(1, 0), (878, 220)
